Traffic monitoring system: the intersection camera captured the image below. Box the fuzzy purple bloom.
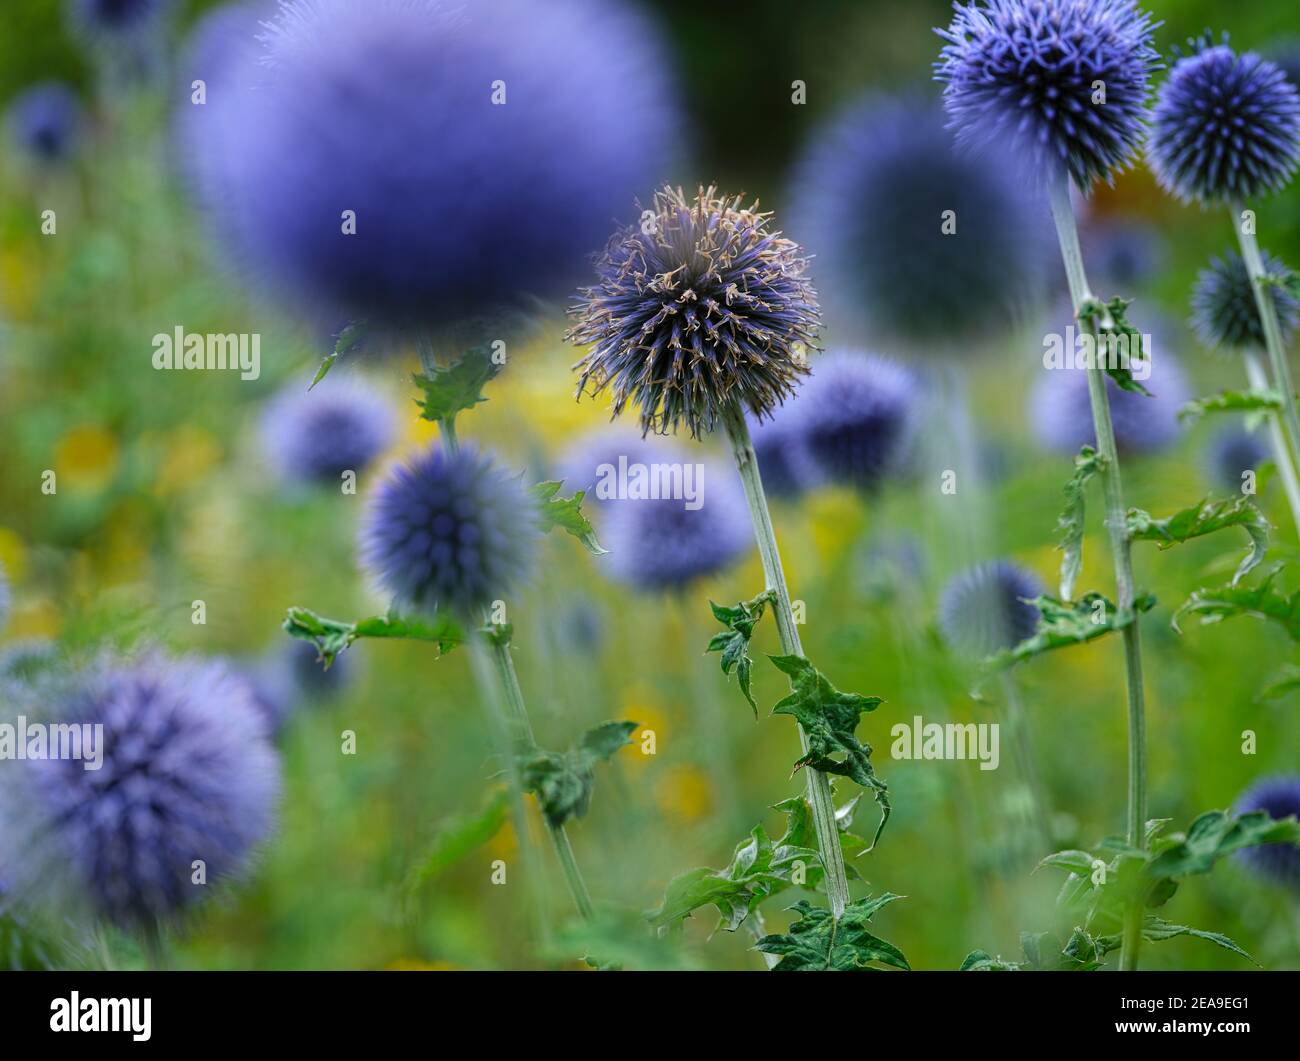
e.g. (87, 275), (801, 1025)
(935, 0), (1161, 189)
(939, 561), (1044, 657)
(1149, 41), (1300, 204)
(1191, 250), (1300, 351)
(791, 352), (919, 492)
(1081, 219), (1164, 290)
(552, 426), (661, 508)
(570, 185), (820, 438)
(1233, 776), (1300, 887)
(748, 401), (819, 500)
(361, 444), (538, 618)
(1204, 427), (1270, 495)
(235, 640), (355, 736)
(67, 0), (169, 36)
(7, 81), (81, 163)
(260, 377), (396, 486)
(600, 446), (751, 592)
(190, 0), (677, 337)
(791, 95), (1048, 346)
(14, 654), (279, 929)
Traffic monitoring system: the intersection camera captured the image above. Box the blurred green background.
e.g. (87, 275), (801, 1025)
(2, 0), (1299, 970)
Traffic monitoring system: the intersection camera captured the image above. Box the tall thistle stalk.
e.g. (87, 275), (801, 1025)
(719, 402), (852, 917)
(1242, 348), (1300, 532)
(1047, 172), (1148, 971)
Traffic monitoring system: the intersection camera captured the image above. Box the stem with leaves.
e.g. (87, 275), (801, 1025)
(719, 401), (851, 919)
(1047, 171), (1148, 971)
(1242, 349), (1300, 532)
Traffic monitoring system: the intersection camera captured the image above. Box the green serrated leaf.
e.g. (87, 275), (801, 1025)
(1140, 916), (1255, 964)
(1146, 809), (1300, 880)
(705, 590), (776, 715)
(1127, 496), (1268, 585)
(983, 592), (1157, 672)
(521, 721), (636, 828)
(530, 481), (607, 555)
(755, 896), (909, 971)
(283, 606), (464, 666)
(412, 344), (502, 423)
(1260, 267), (1300, 302)
(1173, 564), (1300, 639)
(1177, 388), (1284, 425)
(1057, 445), (1107, 600)
(309, 322), (367, 390)
(1077, 296), (1152, 396)
(768, 654), (890, 850)
(1257, 662), (1300, 701)
(1036, 850), (1097, 876)
(401, 788), (509, 902)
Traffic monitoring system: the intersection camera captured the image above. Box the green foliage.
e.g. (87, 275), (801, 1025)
(283, 606), (464, 667)
(401, 788), (509, 904)
(309, 322), (366, 389)
(1177, 388), (1283, 425)
(547, 908), (702, 971)
(1174, 564), (1300, 640)
(1126, 496), (1268, 585)
(1077, 295), (1151, 396)
(521, 722), (636, 828)
(530, 481), (607, 555)
(769, 653), (890, 850)
(1057, 445), (1107, 600)
(705, 590), (776, 715)
(983, 592), (1157, 672)
(1257, 662), (1300, 701)
(1260, 268), (1300, 302)
(961, 928), (1107, 971)
(412, 344), (502, 424)
(755, 895), (909, 971)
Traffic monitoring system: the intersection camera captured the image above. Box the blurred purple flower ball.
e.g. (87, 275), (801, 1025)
(1191, 250), (1300, 351)
(939, 561), (1043, 658)
(188, 0), (678, 337)
(6, 81), (81, 163)
(747, 399), (819, 500)
(1204, 427), (1270, 495)
(260, 377), (396, 486)
(361, 444), (539, 618)
(1233, 776), (1300, 887)
(1150, 41), (1300, 205)
(67, 0), (170, 36)
(553, 425), (661, 508)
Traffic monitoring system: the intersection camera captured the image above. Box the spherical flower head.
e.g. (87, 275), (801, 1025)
(361, 444), (539, 618)
(1233, 775), (1300, 887)
(601, 448), (752, 593)
(1081, 218), (1163, 290)
(190, 0), (678, 337)
(16, 654), (280, 930)
(552, 425), (661, 508)
(1030, 317), (1191, 456)
(792, 351), (919, 492)
(935, 0), (1161, 189)
(1149, 41), (1300, 204)
(1191, 250), (1300, 351)
(6, 81), (81, 164)
(939, 561), (1043, 657)
(235, 641), (355, 736)
(569, 185), (819, 438)
(260, 377), (396, 486)
(67, 0), (170, 37)
(1204, 427), (1269, 495)
(747, 400), (819, 500)
(790, 95), (1049, 347)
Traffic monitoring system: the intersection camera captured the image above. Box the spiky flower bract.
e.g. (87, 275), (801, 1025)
(790, 96), (1047, 346)
(6, 81), (81, 164)
(935, 0), (1160, 189)
(1030, 320), (1191, 456)
(1191, 251), (1300, 351)
(189, 0), (677, 337)
(1204, 427), (1269, 495)
(600, 445), (751, 593)
(260, 378), (396, 486)
(792, 351), (918, 492)
(361, 444), (539, 619)
(1233, 776), (1300, 887)
(569, 185), (819, 438)
(747, 401), (819, 500)
(552, 425), (660, 508)
(1149, 41), (1300, 204)
(12, 654), (279, 930)
(939, 561), (1044, 658)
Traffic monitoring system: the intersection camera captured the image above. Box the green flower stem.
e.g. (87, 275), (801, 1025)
(416, 335), (460, 449)
(1243, 348), (1300, 533)
(1232, 205), (1300, 486)
(1048, 171), (1147, 972)
(720, 401), (852, 920)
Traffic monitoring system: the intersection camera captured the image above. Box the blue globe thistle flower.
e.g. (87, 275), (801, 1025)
(6, 81), (81, 163)
(1030, 318), (1191, 456)
(939, 561), (1044, 658)
(790, 95), (1048, 346)
(935, 0), (1161, 189)
(1149, 41), (1300, 204)
(234, 641), (355, 736)
(601, 446), (752, 593)
(569, 185), (820, 438)
(792, 351), (919, 492)
(361, 444), (539, 618)
(1233, 775), (1300, 887)
(67, 0), (170, 37)
(260, 377), (396, 486)
(1081, 219), (1164, 290)
(192, 0), (677, 337)
(552, 426), (660, 508)
(1204, 427), (1269, 494)
(1191, 250), (1300, 351)
(748, 400), (819, 500)
(15, 654), (280, 929)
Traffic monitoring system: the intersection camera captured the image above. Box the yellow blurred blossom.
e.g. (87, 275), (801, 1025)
(55, 424), (119, 491)
(654, 765), (712, 823)
(0, 527), (27, 581)
(154, 425), (221, 496)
